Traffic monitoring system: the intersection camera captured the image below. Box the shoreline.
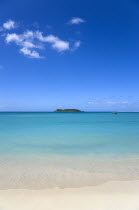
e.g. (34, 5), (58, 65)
(0, 154), (139, 189)
(0, 180), (139, 210)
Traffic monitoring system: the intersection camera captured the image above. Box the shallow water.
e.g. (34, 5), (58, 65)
(0, 112), (139, 189)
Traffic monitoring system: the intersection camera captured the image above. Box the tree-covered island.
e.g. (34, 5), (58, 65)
(54, 109), (83, 112)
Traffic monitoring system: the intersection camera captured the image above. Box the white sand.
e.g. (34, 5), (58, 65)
(0, 180), (139, 210)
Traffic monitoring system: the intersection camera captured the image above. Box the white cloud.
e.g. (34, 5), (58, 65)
(20, 47), (42, 59)
(106, 101), (129, 105)
(6, 31), (42, 48)
(72, 41), (81, 51)
(22, 41), (36, 48)
(74, 41), (81, 48)
(23, 30), (34, 39)
(6, 33), (22, 43)
(51, 37), (69, 52)
(5, 30), (79, 58)
(5, 31), (43, 58)
(68, 17), (85, 25)
(88, 101), (130, 105)
(36, 32), (69, 52)
(3, 20), (15, 30)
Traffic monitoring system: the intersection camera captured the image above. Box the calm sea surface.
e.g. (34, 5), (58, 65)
(0, 112), (139, 189)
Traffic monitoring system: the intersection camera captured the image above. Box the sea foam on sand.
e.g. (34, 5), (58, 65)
(0, 180), (139, 210)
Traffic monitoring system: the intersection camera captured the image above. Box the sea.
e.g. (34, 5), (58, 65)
(0, 112), (139, 189)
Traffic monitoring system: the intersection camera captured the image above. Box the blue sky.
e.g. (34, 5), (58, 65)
(0, 0), (139, 111)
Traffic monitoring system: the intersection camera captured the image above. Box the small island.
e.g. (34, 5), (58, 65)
(54, 109), (83, 112)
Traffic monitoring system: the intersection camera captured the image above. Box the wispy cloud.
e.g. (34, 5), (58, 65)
(5, 31), (43, 58)
(68, 17), (85, 25)
(20, 48), (41, 59)
(86, 100), (138, 111)
(88, 101), (130, 105)
(5, 30), (80, 58)
(1, 19), (82, 59)
(72, 41), (81, 51)
(106, 101), (129, 105)
(35, 32), (70, 52)
(3, 20), (16, 30)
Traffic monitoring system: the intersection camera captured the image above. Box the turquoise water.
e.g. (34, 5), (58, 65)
(0, 112), (139, 189)
(0, 112), (139, 156)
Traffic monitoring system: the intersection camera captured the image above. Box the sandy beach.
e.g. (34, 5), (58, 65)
(0, 180), (139, 210)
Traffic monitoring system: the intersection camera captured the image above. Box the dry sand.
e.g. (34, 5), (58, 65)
(0, 180), (139, 210)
